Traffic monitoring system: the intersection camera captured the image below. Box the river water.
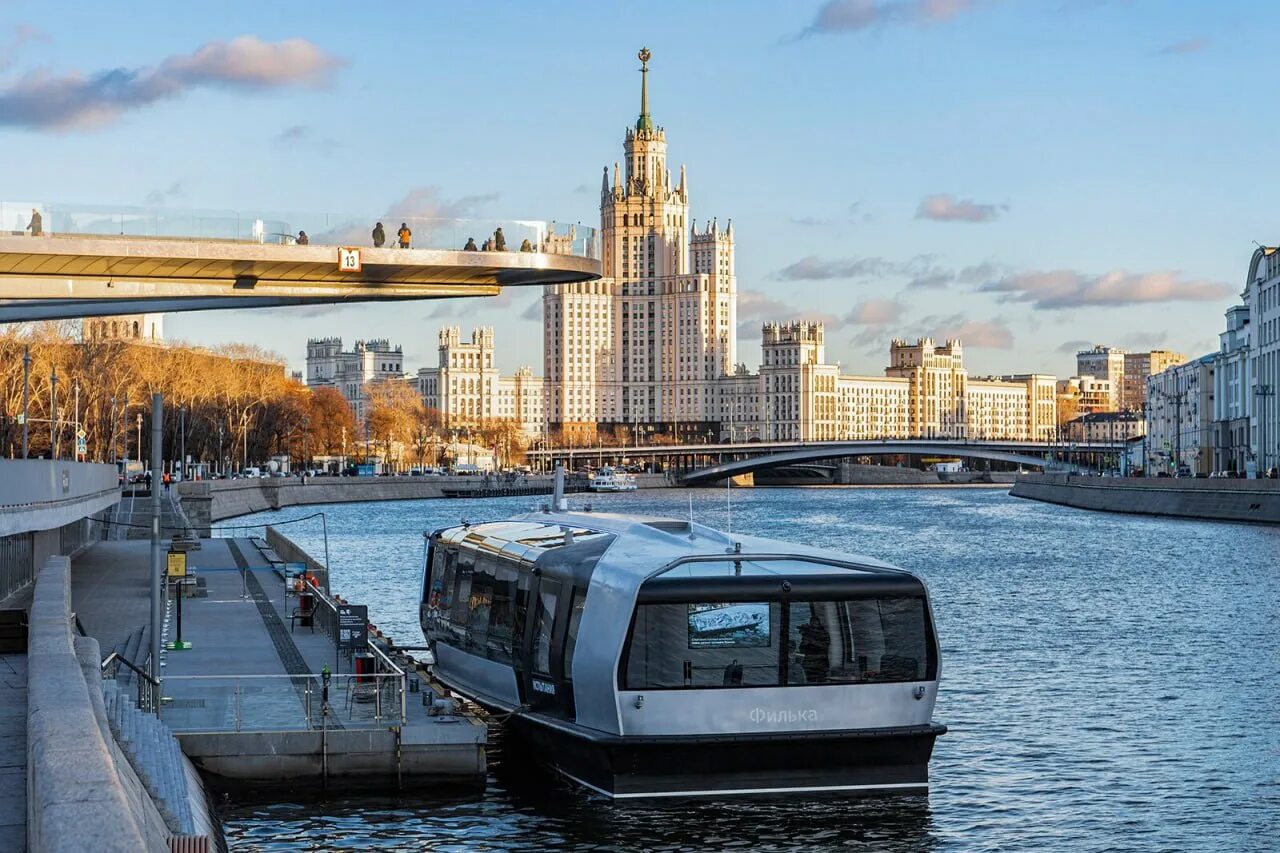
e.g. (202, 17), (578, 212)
(215, 487), (1278, 851)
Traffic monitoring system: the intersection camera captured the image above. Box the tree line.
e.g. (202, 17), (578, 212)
(0, 323), (530, 471)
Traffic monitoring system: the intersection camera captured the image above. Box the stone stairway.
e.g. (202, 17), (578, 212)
(102, 679), (195, 837)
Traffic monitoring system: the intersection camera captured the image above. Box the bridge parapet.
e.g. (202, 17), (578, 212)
(0, 460), (120, 537)
(3, 201), (598, 259)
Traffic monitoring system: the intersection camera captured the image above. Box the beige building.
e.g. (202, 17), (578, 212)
(716, 325), (1055, 443)
(1146, 354), (1215, 475)
(418, 327), (544, 439)
(1076, 345), (1127, 409)
(1122, 349), (1186, 410)
(82, 313), (164, 343)
(544, 49), (735, 441)
(1064, 410), (1145, 444)
(305, 337), (403, 421)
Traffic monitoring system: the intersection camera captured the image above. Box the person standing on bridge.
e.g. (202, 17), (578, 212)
(463, 237), (478, 251)
(296, 230), (309, 245)
(27, 208), (42, 236)
(372, 222), (386, 248)
(397, 222), (411, 249)
(493, 227), (506, 251)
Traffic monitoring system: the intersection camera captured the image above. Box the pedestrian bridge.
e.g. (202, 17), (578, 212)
(528, 438), (1122, 483)
(0, 202), (600, 321)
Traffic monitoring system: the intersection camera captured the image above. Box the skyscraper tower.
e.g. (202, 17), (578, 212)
(544, 49), (737, 440)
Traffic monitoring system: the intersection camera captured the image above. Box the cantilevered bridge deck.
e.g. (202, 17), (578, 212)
(0, 204), (599, 321)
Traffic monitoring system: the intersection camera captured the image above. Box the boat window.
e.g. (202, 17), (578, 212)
(623, 602), (783, 689)
(786, 597), (932, 685)
(532, 579), (561, 676)
(487, 559), (519, 664)
(563, 589), (586, 682)
(449, 548), (474, 639)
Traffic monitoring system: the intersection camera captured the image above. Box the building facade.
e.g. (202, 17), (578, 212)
(418, 327), (544, 439)
(82, 313), (164, 343)
(305, 337), (404, 421)
(1064, 410), (1145, 445)
(1076, 345), (1127, 409)
(715, 326), (1056, 443)
(1247, 248), (1280, 475)
(1122, 349), (1185, 410)
(1146, 354), (1214, 476)
(544, 49), (736, 440)
(1212, 303), (1252, 473)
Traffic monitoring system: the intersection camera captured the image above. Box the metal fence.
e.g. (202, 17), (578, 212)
(154, 672), (405, 733)
(0, 532), (33, 603)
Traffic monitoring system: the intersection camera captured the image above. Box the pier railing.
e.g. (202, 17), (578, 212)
(151, 672), (406, 733)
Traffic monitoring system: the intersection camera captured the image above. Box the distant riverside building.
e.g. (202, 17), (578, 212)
(1075, 345), (1126, 409)
(1122, 350), (1185, 410)
(1056, 375), (1114, 426)
(1146, 354), (1215, 476)
(81, 313), (164, 343)
(1203, 246), (1279, 476)
(305, 337), (404, 421)
(543, 49), (736, 441)
(1212, 304), (1252, 472)
(417, 327), (544, 439)
(541, 50), (1057, 446)
(1075, 344), (1186, 411)
(1064, 410), (1145, 445)
(715, 326), (1056, 443)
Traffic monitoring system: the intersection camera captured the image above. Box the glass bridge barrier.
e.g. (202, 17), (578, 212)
(0, 201), (600, 260)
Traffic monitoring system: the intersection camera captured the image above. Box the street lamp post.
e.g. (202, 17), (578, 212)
(1257, 384), (1275, 477)
(50, 366), (58, 460)
(21, 345), (30, 459)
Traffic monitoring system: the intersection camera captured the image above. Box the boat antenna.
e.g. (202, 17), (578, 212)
(688, 493), (696, 540)
(726, 475), (732, 536)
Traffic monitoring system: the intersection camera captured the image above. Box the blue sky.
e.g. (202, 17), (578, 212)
(1, 0), (1266, 378)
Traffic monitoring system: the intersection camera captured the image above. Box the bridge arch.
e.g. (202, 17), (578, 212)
(681, 441), (1063, 485)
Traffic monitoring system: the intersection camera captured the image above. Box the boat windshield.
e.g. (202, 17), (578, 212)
(621, 595), (934, 690)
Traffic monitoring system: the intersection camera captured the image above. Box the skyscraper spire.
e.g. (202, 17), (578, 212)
(636, 47), (653, 132)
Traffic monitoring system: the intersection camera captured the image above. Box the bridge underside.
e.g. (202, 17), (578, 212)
(0, 235), (598, 321)
(682, 443), (1065, 484)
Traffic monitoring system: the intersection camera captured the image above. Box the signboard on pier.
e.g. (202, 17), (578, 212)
(337, 604), (369, 651)
(166, 550), (187, 578)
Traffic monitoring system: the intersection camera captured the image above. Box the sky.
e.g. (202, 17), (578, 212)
(0, 0), (1268, 379)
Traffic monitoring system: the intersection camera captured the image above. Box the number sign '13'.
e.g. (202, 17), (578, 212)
(337, 248), (362, 272)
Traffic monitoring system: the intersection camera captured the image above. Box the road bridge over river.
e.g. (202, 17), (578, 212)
(0, 202), (599, 322)
(528, 438), (1124, 483)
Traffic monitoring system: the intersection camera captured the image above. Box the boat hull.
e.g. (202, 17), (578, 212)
(509, 713), (945, 799)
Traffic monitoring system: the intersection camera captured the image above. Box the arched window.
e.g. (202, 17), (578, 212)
(110, 321), (117, 337)
(132, 321), (140, 338)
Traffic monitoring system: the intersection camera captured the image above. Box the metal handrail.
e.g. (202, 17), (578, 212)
(100, 651), (158, 686)
(366, 639), (408, 725)
(158, 672), (404, 732)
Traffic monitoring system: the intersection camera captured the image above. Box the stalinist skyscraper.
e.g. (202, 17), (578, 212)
(544, 49), (737, 441)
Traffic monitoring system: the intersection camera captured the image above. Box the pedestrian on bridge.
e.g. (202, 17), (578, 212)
(26, 208), (42, 236)
(372, 222), (386, 248)
(463, 237), (478, 251)
(397, 222), (412, 249)
(296, 230), (309, 245)
(493, 227), (506, 251)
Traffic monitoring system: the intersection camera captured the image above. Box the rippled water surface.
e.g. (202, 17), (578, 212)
(217, 487), (1279, 851)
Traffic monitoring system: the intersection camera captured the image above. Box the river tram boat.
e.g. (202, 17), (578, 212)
(588, 467), (638, 492)
(419, 510), (945, 799)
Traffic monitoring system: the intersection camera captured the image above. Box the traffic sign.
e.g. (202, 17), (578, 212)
(76, 428), (86, 439)
(337, 247), (362, 272)
(15, 414), (23, 425)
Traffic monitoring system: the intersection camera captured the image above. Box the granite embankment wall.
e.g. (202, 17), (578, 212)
(26, 556), (169, 852)
(179, 472), (679, 529)
(1011, 473), (1280, 524)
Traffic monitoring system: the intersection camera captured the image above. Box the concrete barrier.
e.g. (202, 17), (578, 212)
(1011, 473), (1280, 524)
(25, 556), (163, 852)
(0, 460), (119, 538)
